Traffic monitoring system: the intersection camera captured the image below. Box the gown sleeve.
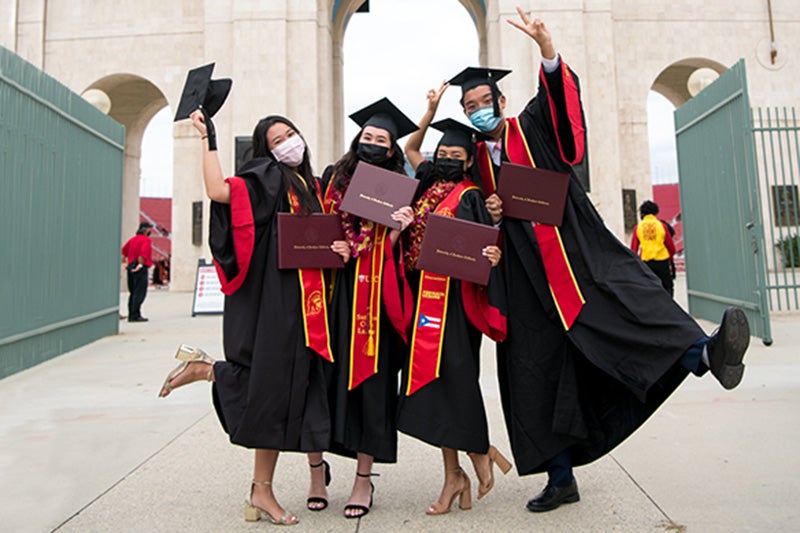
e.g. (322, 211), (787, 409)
(456, 188), (507, 341)
(518, 56), (586, 167)
(209, 158), (282, 295)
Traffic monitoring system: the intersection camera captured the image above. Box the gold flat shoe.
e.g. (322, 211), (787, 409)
(158, 344), (214, 397)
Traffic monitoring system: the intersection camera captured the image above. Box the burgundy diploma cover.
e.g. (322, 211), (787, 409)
(496, 163), (570, 226)
(339, 161), (419, 229)
(416, 214), (500, 286)
(277, 213), (345, 269)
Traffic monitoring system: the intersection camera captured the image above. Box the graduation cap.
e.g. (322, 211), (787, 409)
(174, 63), (232, 151)
(430, 118), (491, 156)
(348, 97), (418, 141)
(448, 67), (512, 118)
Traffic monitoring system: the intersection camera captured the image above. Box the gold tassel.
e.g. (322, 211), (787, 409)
(366, 330), (375, 356)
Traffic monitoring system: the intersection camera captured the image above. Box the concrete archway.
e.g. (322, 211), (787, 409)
(328, 0), (488, 152)
(651, 58), (727, 108)
(83, 74), (168, 287)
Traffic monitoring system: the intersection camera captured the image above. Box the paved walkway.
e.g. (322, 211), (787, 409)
(1, 276), (798, 532)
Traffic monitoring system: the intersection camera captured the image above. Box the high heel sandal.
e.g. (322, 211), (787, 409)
(474, 445), (512, 500)
(158, 344), (214, 397)
(426, 467), (472, 515)
(244, 480), (299, 525)
(307, 460), (331, 511)
(343, 472), (379, 519)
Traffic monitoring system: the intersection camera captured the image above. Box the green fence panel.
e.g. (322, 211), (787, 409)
(674, 59), (771, 344)
(0, 46), (125, 378)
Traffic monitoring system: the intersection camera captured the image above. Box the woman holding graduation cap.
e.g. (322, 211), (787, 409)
(159, 64), (350, 525)
(398, 84), (511, 515)
(319, 98), (416, 519)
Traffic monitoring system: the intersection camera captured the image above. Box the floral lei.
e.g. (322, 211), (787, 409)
(328, 185), (376, 259)
(404, 179), (458, 271)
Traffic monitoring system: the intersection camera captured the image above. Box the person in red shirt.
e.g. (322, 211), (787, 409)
(121, 222), (153, 322)
(631, 201), (676, 296)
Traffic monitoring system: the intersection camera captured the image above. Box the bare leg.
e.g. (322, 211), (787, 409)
(468, 449), (490, 495)
(307, 452), (329, 510)
(344, 453), (375, 518)
(427, 447), (471, 515)
(249, 449), (298, 524)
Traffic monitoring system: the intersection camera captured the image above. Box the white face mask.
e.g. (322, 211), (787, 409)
(271, 134), (306, 167)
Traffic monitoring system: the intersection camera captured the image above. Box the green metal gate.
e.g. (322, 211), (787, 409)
(753, 106), (800, 311)
(0, 47), (125, 378)
(674, 59), (772, 344)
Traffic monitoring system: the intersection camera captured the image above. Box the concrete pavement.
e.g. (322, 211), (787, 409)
(1, 276), (799, 532)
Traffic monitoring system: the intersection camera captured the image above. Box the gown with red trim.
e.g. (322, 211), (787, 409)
(208, 157), (330, 451)
(488, 61), (705, 476)
(320, 164), (410, 464)
(396, 161), (506, 454)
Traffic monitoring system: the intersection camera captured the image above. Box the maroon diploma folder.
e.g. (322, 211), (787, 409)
(277, 213), (345, 269)
(416, 214), (500, 286)
(496, 163), (570, 226)
(339, 161), (419, 229)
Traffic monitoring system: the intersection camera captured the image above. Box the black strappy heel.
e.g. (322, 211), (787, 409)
(307, 460), (331, 511)
(344, 472), (379, 519)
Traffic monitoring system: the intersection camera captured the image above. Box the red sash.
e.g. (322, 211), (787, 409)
(288, 186), (333, 362)
(406, 181), (478, 395)
(323, 177), (411, 390)
(504, 117), (585, 330)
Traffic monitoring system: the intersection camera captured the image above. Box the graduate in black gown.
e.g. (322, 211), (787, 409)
(159, 107), (350, 524)
(398, 85), (512, 515)
(450, 8), (751, 513)
(319, 98), (417, 519)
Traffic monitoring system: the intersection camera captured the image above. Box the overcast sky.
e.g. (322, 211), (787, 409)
(139, 0), (678, 197)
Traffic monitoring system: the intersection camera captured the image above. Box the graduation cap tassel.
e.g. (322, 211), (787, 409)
(490, 78), (501, 118)
(201, 107), (218, 152)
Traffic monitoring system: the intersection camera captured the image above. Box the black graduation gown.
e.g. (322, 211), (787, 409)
(397, 164), (502, 454)
(208, 158), (330, 452)
(492, 62), (706, 475)
(321, 165), (407, 464)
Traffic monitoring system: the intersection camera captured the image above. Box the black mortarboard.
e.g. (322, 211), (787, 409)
(174, 63), (232, 151)
(430, 118), (490, 155)
(348, 97), (418, 141)
(448, 67), (512, 118)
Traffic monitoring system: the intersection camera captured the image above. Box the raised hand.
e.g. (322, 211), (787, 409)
(190, 109), (208, 137)
(506, 7), (555, 59)
(426, 81), (450, 114)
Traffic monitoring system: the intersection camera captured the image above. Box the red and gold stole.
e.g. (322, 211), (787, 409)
(287, 184), (334, 362)
(504, 116), (585, 330)
(406, 180), (478, 396)
(323, 178), (408, 390)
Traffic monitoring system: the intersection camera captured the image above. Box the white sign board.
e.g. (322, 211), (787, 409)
(192, 260), (225, 316)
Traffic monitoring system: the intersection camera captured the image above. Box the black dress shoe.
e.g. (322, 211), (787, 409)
(526, 480), (580, 512)
(128, 316), (149, 322)
(706, 307), (750, 389)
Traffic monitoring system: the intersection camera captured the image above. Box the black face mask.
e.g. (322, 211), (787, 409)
(434, 158), (466, 181)
(357, 142), (390, 165)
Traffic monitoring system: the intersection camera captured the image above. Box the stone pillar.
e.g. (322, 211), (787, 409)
(0, 0), (17, 51)
(14, 0), (45, 67)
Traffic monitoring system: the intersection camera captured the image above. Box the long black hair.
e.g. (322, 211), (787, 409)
(251, 115), (320, 214)
(331, 129), (406, 191)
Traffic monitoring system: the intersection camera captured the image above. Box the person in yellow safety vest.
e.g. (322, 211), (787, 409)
(631, 200), (676, 297)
